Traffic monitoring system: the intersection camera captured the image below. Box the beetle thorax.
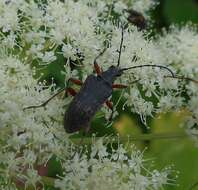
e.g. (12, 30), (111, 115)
(100, 66), (123, 84)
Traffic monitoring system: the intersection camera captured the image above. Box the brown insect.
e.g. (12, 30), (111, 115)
(126, 9), (147, 30)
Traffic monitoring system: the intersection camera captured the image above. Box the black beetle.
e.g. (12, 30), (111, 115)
(64, 65), (123, 133)
(63, 28), (174, 133)
(24, 28), (174, 133)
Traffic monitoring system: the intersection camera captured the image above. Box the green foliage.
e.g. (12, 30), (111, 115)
(164, 0), (198, 24)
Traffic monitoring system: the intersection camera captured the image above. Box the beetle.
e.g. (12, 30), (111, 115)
(24, 28), (174, 133)
(126, 9), (147, 30)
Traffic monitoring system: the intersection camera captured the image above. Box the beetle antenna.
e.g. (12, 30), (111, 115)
(23, 78), (72, 110)
(164, 75), (198, 84)
(117, 26), (124, 67)
(121, 64), (175, 77)
(23, 87), (66, 110)
(94, 48), (107, 65)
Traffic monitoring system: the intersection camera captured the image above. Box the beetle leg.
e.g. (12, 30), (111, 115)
(85, 125), (91, 133)
(105, 100), (113, 110)
(105, 100), (115, 121)
(94, 62), (102, 75)
(65, 78), (82, 97)
(69, 78), (83, 86)
(93, 48), (106, 75)
(112, 84), (128, 89)
(113, 79), (141, 89)
(66, 87), (77, 96)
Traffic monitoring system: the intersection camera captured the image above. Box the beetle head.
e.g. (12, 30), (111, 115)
(101, 65), (123, 84)
(108, 65), (123, 76)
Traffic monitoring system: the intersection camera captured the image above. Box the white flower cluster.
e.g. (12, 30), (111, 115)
(55, 138), (173, 190)
(132, 0), (157, 15)
(156, 25), (198, 143)
(0, 52), (171, 188)
(0, 0), (165, 123)
(0, 50), (67, 188)
(157, 25), (198, 77)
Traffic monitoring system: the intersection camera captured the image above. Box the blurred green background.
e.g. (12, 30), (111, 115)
(153, 0), (198, 30)
(40, 0), (198, 189)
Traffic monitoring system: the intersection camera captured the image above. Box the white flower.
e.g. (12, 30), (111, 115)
(42, 51), (57, 63)
(157, 24), (198, 77)
(55, 140), (172, 190)
(91, 138), (108, 158)
(22, 169), (42, 189)
(132, 0), (157, 15)
(62, 44), (77, 60)
(114, 1), (127, 14)
(0, 2), (19, 32)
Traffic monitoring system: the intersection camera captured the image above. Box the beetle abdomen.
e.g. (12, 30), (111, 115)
(64, 75), (112, 133)
(64, 100), (95, 133)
